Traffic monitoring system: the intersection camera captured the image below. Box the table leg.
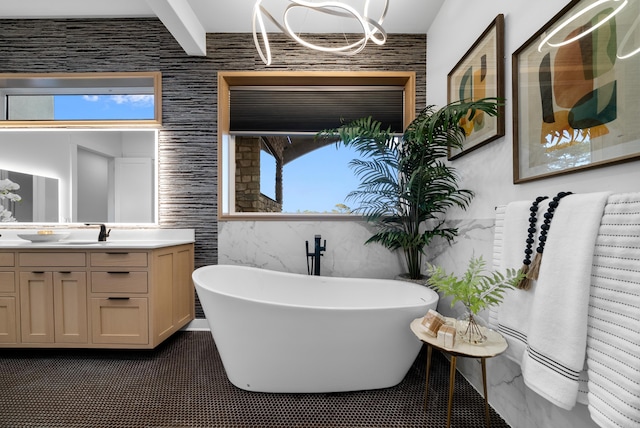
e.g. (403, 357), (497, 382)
(424, 345), (432, 409)
(447, 355), (457, 428)
(482, 358), (490, 427)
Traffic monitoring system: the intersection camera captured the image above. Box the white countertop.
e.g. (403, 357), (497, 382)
(0, 228), (195, 250)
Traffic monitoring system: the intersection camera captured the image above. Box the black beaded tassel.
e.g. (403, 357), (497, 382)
(517, 196), (548, 290)
(527, 191), (573, 282)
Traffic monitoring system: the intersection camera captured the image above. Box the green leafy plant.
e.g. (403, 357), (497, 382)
(318, 98), (501, 279)
(426, 256), (524, 314)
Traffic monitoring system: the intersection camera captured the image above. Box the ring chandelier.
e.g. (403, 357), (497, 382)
(537, 0), (628, 53)
(252, 0), (389, 65)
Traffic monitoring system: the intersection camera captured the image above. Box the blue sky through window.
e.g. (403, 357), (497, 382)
(54, 94), (154, 120)
(283, 144), (361, 213)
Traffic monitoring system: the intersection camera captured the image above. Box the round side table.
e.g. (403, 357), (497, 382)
(410, 317), (507, 428)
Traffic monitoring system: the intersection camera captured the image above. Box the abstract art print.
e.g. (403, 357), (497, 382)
(513, 0), (640, 182)
(447, 14), (505, 160)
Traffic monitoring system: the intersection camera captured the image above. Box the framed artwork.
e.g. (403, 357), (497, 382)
(513, 0), (640, 182)
(447, 14), (505, 160)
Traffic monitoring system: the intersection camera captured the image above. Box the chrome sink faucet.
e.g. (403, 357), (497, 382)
(85, 223), (111, 241)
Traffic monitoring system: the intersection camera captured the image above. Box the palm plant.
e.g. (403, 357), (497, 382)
(318, 98), (500, 280)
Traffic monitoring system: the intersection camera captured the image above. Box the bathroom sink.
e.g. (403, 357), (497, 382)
(18, 233), (69, 243)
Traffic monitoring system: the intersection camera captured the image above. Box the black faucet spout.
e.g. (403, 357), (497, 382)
(85, 223), (111, 241)
(98, 225), (110, 241)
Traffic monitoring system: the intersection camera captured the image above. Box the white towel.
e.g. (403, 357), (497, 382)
(521, 191), (611, 410)
(495, 199), (548, 363)
(586, 192), (640, 427)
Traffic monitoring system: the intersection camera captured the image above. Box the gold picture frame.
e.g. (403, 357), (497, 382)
(513, 0), (640, 183)
(447, 14), (505, 160)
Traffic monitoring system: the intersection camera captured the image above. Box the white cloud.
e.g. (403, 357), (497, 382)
(82, 95), (100, 102)
(109, 94), (154, 107)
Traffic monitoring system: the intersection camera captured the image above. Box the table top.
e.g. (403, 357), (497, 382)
(410, 318), (508, 358)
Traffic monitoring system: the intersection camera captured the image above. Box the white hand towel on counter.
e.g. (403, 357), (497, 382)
(521, 191), (611, 410)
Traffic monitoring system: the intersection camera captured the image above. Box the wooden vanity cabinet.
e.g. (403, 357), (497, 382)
(0, 243), (194, 349)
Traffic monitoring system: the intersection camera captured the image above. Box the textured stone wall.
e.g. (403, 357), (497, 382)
(235, 136), (257, 212)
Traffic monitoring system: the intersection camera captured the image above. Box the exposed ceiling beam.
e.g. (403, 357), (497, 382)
(145, 0), (206, 56)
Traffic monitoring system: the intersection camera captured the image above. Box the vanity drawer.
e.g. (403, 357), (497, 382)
(19, 252), (86, 267)
(0, 253), (15, 267)
(90, 252), (148, 268)
(0, 272), (15, 293)
(90, 297), (149, 345)
(91, 271), (148, 293)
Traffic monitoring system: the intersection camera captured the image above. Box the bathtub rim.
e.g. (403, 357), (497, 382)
(192, 264), (439, 312)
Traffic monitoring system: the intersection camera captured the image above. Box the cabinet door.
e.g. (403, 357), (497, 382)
(53, 272), (88, 344)
(91, 297), (148, 345)
(152, 245), (194, 343)
(174, 246), (194, 326)
(154, 251), (175, 340)
(0, 297), (17, 344)
(20, 272), (54, 343)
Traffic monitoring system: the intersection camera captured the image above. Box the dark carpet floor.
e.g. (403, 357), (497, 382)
(0, 331), (510, 427)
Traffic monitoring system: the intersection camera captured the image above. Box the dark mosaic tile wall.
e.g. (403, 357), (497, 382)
(0, 19), (426, 315)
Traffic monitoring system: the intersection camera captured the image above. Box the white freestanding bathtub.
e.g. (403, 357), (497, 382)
(192, 265), (439, 393)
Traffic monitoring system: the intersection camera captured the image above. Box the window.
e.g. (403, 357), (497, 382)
(218, 71), (416, 219)
(0, 72), (162, 126)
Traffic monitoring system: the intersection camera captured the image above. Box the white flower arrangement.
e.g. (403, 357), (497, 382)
(0, 178), (22, 222)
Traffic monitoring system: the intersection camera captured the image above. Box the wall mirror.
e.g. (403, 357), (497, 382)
(218, 71), (416, 219)
(0, 72), (162, 127)
(0, 128), (157, 224)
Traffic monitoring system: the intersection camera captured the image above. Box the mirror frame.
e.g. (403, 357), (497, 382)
(218, 70), (416, 220)
(0, 71), (162, 128)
